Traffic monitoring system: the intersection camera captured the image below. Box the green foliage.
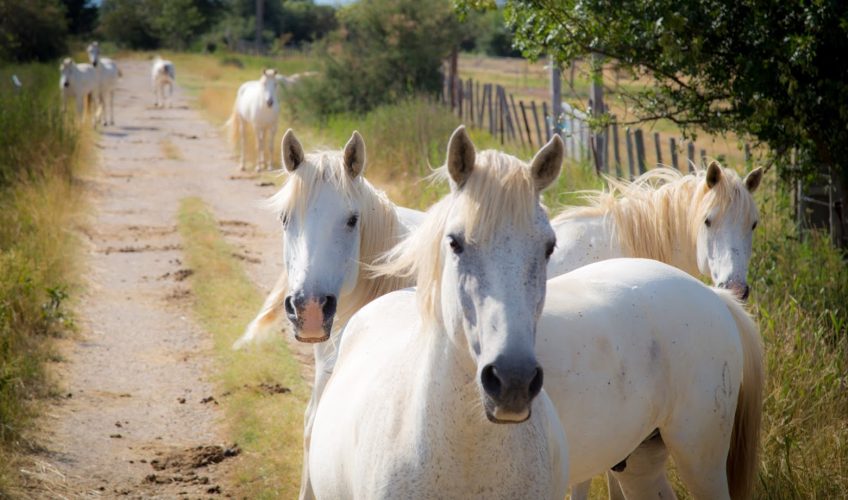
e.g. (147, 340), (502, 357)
(0, 0), (69, 62)
(462, 0), (848, 184)
(460, 9), (520, 58)
(99, 0), (222, 50)
(62, 0), (99, 35)
(288, 0), (465, 117)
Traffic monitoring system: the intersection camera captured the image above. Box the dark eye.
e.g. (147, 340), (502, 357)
(752, 221), (758, 231)
(280, 212), (289, 227)
(545, 241), (556, 259)
(346, 214), (359, 228)
(704, 218), (712, 228)
(448, 235), (463, 254)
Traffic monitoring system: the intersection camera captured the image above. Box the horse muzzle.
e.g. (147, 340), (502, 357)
(284, 292), (336, 343)
(719, 281), (750, 301)
(266, 99), (274, 108)
(479, 359), (543, 424)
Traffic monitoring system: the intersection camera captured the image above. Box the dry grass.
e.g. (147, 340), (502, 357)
(177, 197), (310, 498)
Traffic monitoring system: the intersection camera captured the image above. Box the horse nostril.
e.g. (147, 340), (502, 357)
(322, 295), (337, 318)
(284, 295), (296, 320)
(267, 99), (273, 107)
(528, 366), (543, 399)
(480, 364), (502, 399)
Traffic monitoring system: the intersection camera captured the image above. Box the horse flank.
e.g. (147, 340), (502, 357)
(552, 166), (757, 276)
(242, 151), (408, 343)
(372, 150), (539, 327)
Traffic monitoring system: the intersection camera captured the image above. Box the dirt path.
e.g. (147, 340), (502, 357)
(27, 60), (308, 498)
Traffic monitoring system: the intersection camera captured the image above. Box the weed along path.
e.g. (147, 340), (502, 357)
(28, 60), (311, 498)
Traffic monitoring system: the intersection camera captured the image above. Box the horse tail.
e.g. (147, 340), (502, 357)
(232, 271), (288, 349)
(224, 98), (241, 147)
(716, 289), (764, 499)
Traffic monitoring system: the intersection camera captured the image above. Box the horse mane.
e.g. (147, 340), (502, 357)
(373, 150), (538, 328)
(268, 150), (408, 329)
(551, 165), (756, 274)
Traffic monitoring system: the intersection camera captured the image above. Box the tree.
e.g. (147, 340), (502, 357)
(0, 0), (69, 62)
(63, 0), (98, 36)
(460, 1), (848, 191)
(99, 0), (222, 50)
(292, 0), (465, 117)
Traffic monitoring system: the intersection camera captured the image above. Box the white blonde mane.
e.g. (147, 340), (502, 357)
(374, 150), (539, 327)
(552, 165), (757, 273)
(255, 151), (408, 332)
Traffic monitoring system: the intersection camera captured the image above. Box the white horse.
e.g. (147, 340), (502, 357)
(549, 162), (763, 300)
(309, 126), (569, 499)
(151, 55), (176, 108)
(225, 69), (280, 171)
(275, 71), (318, 87)
(59, 58), (98, 127)
(528, 258), (764, 500)
(86, 42), (121, 126)
(548, 162), (763, 499)
(232, 129), (423, 499)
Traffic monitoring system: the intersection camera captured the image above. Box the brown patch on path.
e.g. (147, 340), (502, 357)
(19, 60), (312, 498)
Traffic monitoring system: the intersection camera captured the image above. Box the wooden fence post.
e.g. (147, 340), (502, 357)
(542, 101), (551, 141)
(653, 132), (663, 166)
(744, 143), (751, 164)
(476, 81), (482, 125)
(468, 79), (474, 127)
(612, 121), (622, 177)
(687, 142), (696, 172)
(510, 94), (525, 147)
(456, 77), (463, 119)
(625, 128), (635, 179)
(531, 101), (543, 147)
(700, 149), (707, 167)
(488, 85), (495, 135)
(519, 100), (534, 148)
(497, 87), (504, 144)
(669, 137), (679, 171)
(634, 129), (647, 174)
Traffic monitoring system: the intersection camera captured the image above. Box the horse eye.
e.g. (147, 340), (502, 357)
(545, 241), (556, 259)
(448, 235), (463, 255)
(752, 221), (758, 231)
(346, 214), (359, 228)
(704, 218), (712, 228)
(280, 212), (289, 227)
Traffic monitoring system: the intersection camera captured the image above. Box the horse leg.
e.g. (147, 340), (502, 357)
(299, 342), (337, 500)
(609, 434), (675, 500)
(239, 122), (246, 171)
(109, 89), (115, 125)
(255, 128), (265, 172)
(661, 410), (733, 499)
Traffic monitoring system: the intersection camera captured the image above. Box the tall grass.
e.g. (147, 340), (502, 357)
(0, 63), (87, 494)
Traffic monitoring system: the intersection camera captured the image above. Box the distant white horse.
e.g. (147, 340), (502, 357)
(86, 42), (121, 126)
(225, 69), (280, 171)
(59, 58), (98, 127)
(309, 126), (569, 498)
(232, 129), (423, 499)
(151, 55), (176, 108)
(550, 162), (763, 299)
(528, 258), (764, 500)
(275, 71), (318, 87)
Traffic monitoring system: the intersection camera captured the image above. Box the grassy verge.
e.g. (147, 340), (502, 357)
(0, 63), (89, 494)
(177, 197), (309, 498)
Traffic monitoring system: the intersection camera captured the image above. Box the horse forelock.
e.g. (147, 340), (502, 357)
(373, 150), (540, 327)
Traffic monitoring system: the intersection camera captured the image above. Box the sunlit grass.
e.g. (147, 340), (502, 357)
(177, 197), (309, 498)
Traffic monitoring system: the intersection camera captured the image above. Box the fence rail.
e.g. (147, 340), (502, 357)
(443, 76), (734, 179)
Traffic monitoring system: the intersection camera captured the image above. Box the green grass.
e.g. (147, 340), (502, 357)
(177, 197), (310, 498)
(0, 62), (88, 495)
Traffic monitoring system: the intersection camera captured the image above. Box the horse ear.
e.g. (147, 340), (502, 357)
(744, 167), (763, 193)
(343, 131), (366, 178)
(530, 134), (564, 192)
(706, 160), (722, 189)
(446, 125), (475, 189)
(281, 129), (304, 172)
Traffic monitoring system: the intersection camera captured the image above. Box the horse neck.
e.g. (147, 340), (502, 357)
(334, 193), (410, 329)
(611, 182), (700, 277)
